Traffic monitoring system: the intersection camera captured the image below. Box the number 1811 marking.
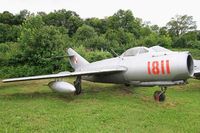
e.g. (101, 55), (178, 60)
(147, 60), (170, 75)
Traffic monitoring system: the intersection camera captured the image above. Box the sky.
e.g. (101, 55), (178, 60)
(0, 0), (200, 29)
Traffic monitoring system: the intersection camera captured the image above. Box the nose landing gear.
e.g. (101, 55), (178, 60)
(154, 87), (167, 102)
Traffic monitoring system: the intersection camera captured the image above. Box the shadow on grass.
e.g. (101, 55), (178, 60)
(0, 81), (48, 90)
(0, 85), (138, 101)
(0, 80), (142, 103)
(84, 84), (138, 94)
(0, 91), (75, 102)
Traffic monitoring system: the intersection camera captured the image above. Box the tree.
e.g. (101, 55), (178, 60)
(42, 9), (83, 36)
(86, 49), (112, 62)
(74, 24), (97, 41)
(42, 9), (72, 26)
(105, 28), (136, 54)
(67, 15), (83, 36)
(13, 10), (30, 25)
(84, 35), (108, 50)
(18, 16), (69, 74)
(173, 31), (200, 48)
(150, 25), (159, 33)
(107, 10), (142, 38)
(0, 42), (20, 65)
(139, 25), (152, 37)
(159, 27), (168, 36)
(0, 23), (20, 43)
(138, 33), (158, 47)
(85, 18), (108, 34)
(166, 15), (197, 37)
(0, 11), (15, 25)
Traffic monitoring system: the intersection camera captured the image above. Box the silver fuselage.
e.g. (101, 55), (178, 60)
(78, 52), (193, 86)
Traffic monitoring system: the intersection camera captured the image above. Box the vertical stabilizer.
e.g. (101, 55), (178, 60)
(67, 48), (89, 70)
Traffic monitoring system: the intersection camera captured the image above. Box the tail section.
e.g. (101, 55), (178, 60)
(67, 48), (89, 70)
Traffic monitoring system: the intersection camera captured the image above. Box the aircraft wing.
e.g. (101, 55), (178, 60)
(193, 59), (200, 79)
(2, 67), (126, 83)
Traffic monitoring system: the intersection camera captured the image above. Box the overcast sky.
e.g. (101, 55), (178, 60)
(0, 0), (200, 29)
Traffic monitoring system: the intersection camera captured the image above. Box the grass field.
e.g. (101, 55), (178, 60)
(0, 78), (200, 133)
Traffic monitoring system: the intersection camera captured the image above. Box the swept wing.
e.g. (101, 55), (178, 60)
(2, 67), (126, 82)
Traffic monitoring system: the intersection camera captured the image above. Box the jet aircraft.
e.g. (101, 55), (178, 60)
(2, 46), (200, 101)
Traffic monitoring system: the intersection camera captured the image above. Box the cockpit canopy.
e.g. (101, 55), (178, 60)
(121, 46), (172, 57)
(149, 46), (172, 52)
(121, 47), (149, 57)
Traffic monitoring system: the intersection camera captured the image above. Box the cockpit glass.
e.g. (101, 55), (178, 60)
(139, 48), (148, 54)
(149, 46), (172, 52)
(123, 48), (139, 56)
(122, 47), (149, 56)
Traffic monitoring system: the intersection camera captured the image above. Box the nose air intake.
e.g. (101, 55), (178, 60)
(187, 55), (194, 76)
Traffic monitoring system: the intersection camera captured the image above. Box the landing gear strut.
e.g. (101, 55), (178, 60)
(154, 87), (167, 102)
(74, 76), (82, 95)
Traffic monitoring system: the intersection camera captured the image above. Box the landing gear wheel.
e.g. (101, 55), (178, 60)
(74, 76), (82, 95)
(124, 83), (130, 87)
(153, 91), (166, 102)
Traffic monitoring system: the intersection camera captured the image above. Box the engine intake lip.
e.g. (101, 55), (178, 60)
(187, 54), (194, 76)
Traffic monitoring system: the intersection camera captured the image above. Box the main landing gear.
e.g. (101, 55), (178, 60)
(154, 87), (167, 102)
(74, 76), (82, 95)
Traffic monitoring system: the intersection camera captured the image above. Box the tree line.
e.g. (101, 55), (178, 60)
(0, 9), (199, 78)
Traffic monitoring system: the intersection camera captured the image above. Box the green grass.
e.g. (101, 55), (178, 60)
(0, 78), (200, 133)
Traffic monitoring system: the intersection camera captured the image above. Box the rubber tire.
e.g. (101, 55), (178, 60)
(154, 91), (166, 102)
(124, 83), (130, 87)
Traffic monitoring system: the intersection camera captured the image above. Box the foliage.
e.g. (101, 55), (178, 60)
(85, 18), (107, 34)
(74, 24), (97, 41)
(71, 45), (112, 62)
(42, 9), (83, 36)
(107, 10), (141, 38)
(167, 15), (197, 37)
(85, 50), (112, 62)
(0, 23), (20, 43)
(0, 42), (20, 66)
(173, 31), (200, 48)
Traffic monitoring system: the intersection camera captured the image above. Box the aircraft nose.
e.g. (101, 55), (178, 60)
(187, 54), (194, 76)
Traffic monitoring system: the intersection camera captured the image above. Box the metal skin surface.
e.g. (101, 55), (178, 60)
(193, 60), (200, 79)
(48, 81), (75, 93)
(82, 52), (194, 86)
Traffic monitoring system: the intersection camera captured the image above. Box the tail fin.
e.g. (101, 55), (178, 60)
(67, 48), (89, 70)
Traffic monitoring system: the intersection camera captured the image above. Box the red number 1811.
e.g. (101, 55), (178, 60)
(147, 60), (170, 75)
